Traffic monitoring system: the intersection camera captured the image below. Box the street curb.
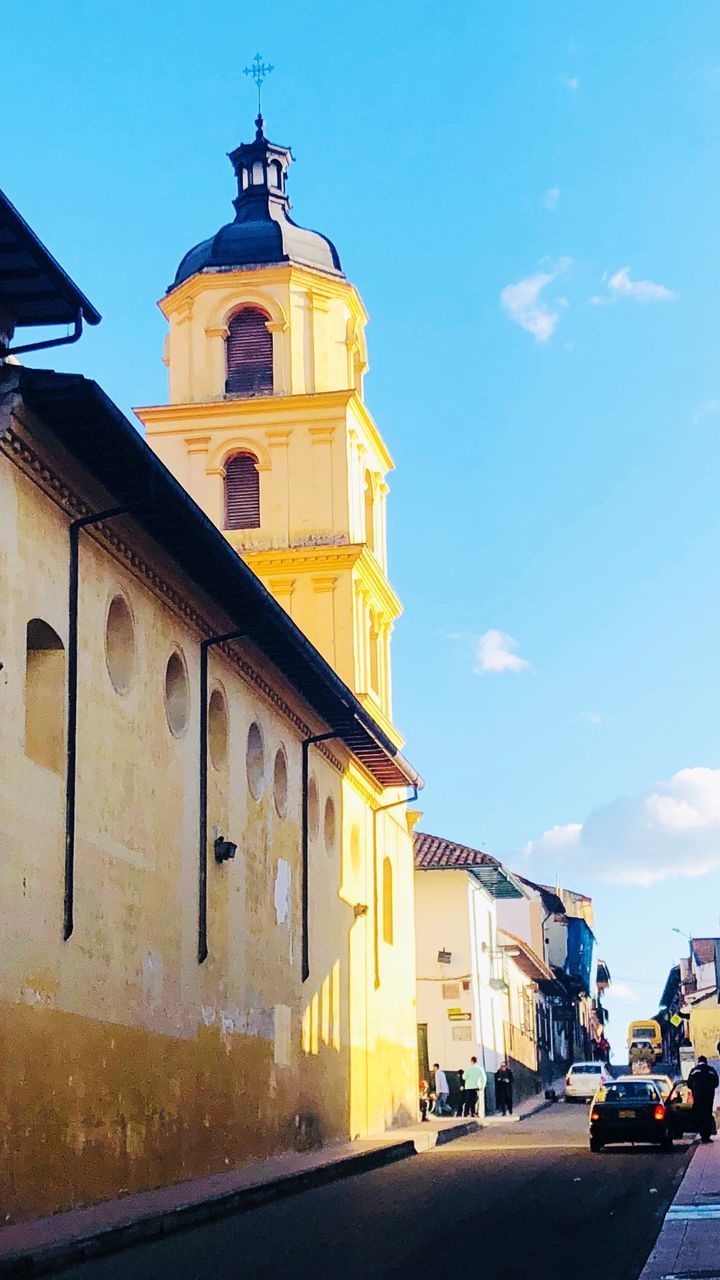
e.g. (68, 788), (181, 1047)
(434, 1120), (480, 1145)
(518, 1094), (559, 1121)
(0, 1140), (417, 1279)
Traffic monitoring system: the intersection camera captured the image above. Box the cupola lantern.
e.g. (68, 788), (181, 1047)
(230, 114), (290, 203)
(171, 114), (343, 290)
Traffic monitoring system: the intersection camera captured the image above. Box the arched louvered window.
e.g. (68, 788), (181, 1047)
(225, 452), (261, 530)
(226, 308), (273, 397)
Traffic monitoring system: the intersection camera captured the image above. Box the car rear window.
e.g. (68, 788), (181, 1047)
(570, 1065), (601, 1074)
(602, 1082), (657, 1101)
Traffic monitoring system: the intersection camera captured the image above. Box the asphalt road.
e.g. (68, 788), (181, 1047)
(56, 1102), (693, 1280)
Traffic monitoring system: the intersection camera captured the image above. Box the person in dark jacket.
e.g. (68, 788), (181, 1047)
(688, 1056), (719, 1143)
(495, 1062), (514, 1115)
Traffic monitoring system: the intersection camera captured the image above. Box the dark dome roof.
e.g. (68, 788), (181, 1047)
(171, 118), (343, 290)
(174, 203), (342, 287)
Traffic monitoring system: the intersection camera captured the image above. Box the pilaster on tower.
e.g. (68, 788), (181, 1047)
(136, 115), (402, 743)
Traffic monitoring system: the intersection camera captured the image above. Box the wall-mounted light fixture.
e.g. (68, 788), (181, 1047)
(354, 902), (369, 918)
(214, 835), (237, 863)
(437, 949), (452, 964)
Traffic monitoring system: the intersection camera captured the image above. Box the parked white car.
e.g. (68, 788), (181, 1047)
(565, 1061), (613, 1101)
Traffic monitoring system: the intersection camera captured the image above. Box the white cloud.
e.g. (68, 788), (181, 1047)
(500, 257), (572, 344)
(593, 266), (676, 305)
(610, 980), (637, 1002)
(582, 711), (604, 726)
(524, 822), (582, 858)
(693, 400), (720, 425)
(543, 187), (560, 211)
(560, 74), (579, 91)
(525, 766), (720, 886)
(473, 629), (530, 676)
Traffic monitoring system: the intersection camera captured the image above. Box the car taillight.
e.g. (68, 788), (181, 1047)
(654, 1104), (665, 1121)
(590, 1109), (600, 1121)
(566, 1075), (571, 1086)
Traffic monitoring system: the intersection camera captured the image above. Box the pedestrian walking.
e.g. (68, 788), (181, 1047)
(462, 1056), (487, 1116)
(455, 1069), (466, 1117)
(688, 1055), (719, 1143)
(432, 1063), (450, 1115)
(419, 1078), (430, 1122)
(495, 1061), (514, 1116)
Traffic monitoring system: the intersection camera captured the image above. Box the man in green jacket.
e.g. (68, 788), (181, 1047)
(462, 1056), (487, 1116)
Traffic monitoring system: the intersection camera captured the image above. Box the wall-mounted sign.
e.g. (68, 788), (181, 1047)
(679, 1045), (695, 1081)
(448, 1010), (472, 1022)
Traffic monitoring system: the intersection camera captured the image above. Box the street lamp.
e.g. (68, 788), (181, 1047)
(672, 928), (694, 959)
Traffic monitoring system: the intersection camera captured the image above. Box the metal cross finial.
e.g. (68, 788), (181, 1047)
(243, 53), (274, 115)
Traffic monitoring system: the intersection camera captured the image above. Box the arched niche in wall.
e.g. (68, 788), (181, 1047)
(25, 618), (65, 773)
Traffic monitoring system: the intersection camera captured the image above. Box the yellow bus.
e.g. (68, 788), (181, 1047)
(628, 1019), (662, 1066)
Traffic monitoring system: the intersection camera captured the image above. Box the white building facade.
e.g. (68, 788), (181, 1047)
(414, 832), (549, 1111)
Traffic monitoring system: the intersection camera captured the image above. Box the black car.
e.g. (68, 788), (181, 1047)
(589, 1079), (672, 1152)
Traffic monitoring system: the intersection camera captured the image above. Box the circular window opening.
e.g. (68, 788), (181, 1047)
(308, 776), (320, 840)
(273, 745), (289, 817)
(105, 594), (135, 694)
(164, 650), (189, 736)
(208, 688), (228, 770)
(350, 824), (361, 875)
(246, 721), (266, 799)
(324, 796), (336, 853)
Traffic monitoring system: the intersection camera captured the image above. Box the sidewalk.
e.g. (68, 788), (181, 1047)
(483, 1075), (567, 1124)
(639, 1135), (720, 1279)
(0, 1116), (477, 1278)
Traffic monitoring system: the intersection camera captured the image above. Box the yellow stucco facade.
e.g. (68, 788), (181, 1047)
(0, 120), (424, 1222)
(0, 380), (418, 1222)
(136, 262), (401, 743)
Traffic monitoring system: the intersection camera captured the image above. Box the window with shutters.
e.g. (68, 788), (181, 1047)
(225, 307), (273, 397)
(225, 452), (261, 530)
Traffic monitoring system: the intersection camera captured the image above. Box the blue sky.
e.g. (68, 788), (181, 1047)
(5, 0), (720, 1051)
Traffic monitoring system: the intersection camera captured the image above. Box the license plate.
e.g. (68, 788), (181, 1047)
(618, 1109), (636, 1119)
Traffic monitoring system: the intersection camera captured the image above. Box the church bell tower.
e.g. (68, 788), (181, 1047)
(137, 112), (402, 743)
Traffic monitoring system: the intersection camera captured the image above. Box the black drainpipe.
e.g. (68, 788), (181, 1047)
(301, 730), (342, 982)
(64, 506), (131, 941)
(372, 785), (418, 989)
(3, 311), (84, 359)
(198, 630), (246, 964)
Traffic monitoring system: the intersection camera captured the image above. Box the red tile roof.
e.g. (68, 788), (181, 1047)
(497, 929), (554, 982)
(414, 831), (499, 870)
